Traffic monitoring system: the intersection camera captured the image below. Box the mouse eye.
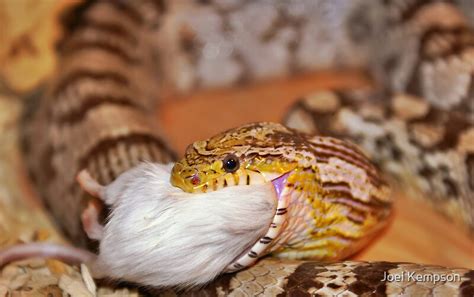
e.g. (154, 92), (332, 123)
(223, 154), (239, 173)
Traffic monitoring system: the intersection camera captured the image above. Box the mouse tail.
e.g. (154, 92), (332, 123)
(0, 242), (97, 268)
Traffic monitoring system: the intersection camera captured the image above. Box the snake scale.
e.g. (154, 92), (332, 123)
(19, 0), (473, 296)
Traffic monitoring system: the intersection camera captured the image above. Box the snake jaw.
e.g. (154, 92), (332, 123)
(170, 156), (291, 193)
(225, 171), (292, 273)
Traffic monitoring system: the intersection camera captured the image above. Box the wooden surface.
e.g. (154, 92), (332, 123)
(159, 71), (474, 269)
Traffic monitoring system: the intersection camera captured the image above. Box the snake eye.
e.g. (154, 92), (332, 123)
(223, 154), (239, 173)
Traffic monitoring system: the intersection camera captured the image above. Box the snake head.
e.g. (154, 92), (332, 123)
(171, 122), (300, 193)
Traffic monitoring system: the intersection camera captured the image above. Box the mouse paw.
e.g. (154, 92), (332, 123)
(81, 200), (104, 241)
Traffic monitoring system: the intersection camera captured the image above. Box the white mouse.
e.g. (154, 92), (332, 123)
(1, 162), (276, 288)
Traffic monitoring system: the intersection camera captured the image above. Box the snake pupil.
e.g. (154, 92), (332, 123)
(223, 154), (239, 173)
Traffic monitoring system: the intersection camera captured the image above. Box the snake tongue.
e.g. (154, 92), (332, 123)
(271, 172), (290, 200)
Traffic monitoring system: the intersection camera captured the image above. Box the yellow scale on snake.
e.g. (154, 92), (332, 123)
(171, 122), (392, 272)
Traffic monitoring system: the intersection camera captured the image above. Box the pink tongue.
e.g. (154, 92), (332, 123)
(271, 172), (290, 201)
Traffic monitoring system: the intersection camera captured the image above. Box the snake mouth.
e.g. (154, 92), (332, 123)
(171, 157), (296, 193)
(270, 172), (290, 200)
(170, 162), (294, 272)
(225, 171), (292, 273)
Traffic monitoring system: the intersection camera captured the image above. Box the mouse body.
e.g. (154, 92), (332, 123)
(79, 162), (276, 287)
